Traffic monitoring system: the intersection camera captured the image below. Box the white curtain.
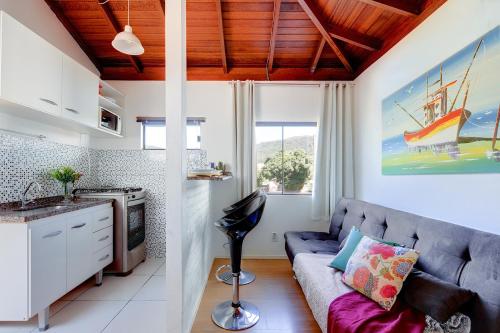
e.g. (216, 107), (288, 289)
(232, 80), (256, 199)
(312, 82), (354, 222)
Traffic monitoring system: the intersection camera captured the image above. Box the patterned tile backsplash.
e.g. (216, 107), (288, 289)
(0, 132), (208, 258)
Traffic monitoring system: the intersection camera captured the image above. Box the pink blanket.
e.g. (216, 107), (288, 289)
(327, 291), (425, 333)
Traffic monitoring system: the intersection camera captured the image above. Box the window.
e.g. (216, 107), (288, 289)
(256, 122), (317, 195)
(186, 118), (203, 150)
(137, 117), (205, 150)
(142, 119), (166, 150)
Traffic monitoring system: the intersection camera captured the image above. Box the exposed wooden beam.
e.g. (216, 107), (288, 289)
(310, 38), (325, 73)
(97, 1), (143, 73)
(297, 0), (352, 72)
(215, 0), (228, 73)
(328, 24), (381, 51)
(101, 66), (164, 80)
(44, 0), (102, 72)
(267, 0), (282, 73)
(159, 0), (165, 14)
(358, 0), (421, 16)
(187, 67), (354, 81)
(355, 0), (447, 77)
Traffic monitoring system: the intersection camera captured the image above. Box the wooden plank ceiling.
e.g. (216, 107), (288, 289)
(45, 0), (446, 81)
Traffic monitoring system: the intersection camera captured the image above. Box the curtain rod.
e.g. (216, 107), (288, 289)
(227, 81), (354, 87)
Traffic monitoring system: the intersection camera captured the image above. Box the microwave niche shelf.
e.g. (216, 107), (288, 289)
(99, 95), (123, 111)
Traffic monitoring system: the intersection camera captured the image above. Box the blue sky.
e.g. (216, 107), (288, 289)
(382, 25), (500, 139)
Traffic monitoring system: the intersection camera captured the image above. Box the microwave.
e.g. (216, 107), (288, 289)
(99, 107), (122, 134)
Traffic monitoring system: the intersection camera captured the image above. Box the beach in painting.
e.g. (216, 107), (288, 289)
(382, 25), (500, 175)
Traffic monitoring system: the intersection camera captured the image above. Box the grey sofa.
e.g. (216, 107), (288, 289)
(284, 198), (500, 333)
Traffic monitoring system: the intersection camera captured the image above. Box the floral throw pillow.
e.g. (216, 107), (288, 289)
(342, 236), (419, 310)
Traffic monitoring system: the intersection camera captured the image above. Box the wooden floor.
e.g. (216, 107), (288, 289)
(191, 259), (322, 333)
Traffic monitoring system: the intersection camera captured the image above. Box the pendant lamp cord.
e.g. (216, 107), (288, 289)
(127, 0), (130, 26)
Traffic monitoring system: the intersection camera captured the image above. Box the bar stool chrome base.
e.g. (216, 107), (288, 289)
(212, 300), (260, 330)
(219, 270), (256, 285)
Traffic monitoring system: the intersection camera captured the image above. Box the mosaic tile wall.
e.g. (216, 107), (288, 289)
(0, 132), (208, 258)
(0, 133), (97, 203)
(93, 149), (167, 258)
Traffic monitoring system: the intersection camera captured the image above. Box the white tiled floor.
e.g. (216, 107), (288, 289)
(0, 258), (166, 333)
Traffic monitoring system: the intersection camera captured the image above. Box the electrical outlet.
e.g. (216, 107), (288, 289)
(271, 232), (278, 242)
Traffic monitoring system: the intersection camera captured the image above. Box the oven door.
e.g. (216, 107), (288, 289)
(126, 197), (146, 251)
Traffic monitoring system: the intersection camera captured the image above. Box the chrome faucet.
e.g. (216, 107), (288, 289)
(20, 181), (42, 208)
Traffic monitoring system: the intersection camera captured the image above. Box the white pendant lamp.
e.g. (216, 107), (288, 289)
(111, 0), (144, 55)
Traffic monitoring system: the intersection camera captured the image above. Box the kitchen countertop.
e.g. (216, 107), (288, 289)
(186, 175), (233, 181)
(0, 196), (113, 223)
(187, 172), (233, 181)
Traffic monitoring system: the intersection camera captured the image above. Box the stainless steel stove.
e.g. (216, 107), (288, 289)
(74, 187), (146, 274)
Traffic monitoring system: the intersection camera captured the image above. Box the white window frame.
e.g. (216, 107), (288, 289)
(255, 121), (317, 196)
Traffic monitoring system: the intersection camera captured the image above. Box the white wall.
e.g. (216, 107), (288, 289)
(0, 0), (98, 74)
(353, 0), (500, 235)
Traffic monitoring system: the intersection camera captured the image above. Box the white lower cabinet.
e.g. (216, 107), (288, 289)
(67, 215), (93, 291)
(0, 203), (113, 331)
(29, 216), (67, 316)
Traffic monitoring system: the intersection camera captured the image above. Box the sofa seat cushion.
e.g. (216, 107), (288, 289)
(293, 253), (352, 333)
(284, 231), (340, 263)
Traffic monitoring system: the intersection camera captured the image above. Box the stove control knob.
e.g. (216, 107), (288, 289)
(132, 195), (136, 199)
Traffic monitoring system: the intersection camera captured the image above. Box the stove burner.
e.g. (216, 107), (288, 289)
(74, 187), (143, 194)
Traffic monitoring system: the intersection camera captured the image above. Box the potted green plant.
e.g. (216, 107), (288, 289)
(49, 166), (82, 202)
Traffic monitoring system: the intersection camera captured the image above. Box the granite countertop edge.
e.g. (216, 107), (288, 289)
(0, 198), (114, 224)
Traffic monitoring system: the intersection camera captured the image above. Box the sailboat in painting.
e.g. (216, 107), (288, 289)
(398, 40), (482, 149)
(382, 25), (500, 175)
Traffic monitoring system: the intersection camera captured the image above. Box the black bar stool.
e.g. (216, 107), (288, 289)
(212, 194), (267, 330)
(216, 190), (262, 286)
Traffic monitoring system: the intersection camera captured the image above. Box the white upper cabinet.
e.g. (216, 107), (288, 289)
(62, 55), (99, 127)
(0, 12), (62, 116)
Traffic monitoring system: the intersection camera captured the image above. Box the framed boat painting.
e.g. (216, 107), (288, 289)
(382, 26), (500, 175)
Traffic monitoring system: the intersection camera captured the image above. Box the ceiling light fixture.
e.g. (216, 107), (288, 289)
(111, 0), (144, 55)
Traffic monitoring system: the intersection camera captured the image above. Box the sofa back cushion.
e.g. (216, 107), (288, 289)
(329, 198), (500, 333)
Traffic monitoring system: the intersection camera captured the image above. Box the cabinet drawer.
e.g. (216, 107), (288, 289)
(93, 226), (113, 253)
(93, 207), (113, 232)
(92, 245), (113, 272)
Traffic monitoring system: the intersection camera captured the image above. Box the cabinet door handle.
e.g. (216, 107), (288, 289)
(43, 230), (62, 239)
(72, 223), (87, 229)
(98, 235), (110, 242)
(99, 254), (110, 262)
(65, 107), (80, 114)
(39, 98), (58, 106)
(98, 216), (109, 222)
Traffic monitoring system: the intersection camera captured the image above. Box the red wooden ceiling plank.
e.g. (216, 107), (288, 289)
(358, 0), (421, 17)
(267, 0), (282, 73)
(215, 0), (228, 73)
(310, 38), (325, 73)
(355, 0), (447, 77)
(297, 0), (353, 72)
(97, 1), (143, 73)
(44, 0), (103, 72)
